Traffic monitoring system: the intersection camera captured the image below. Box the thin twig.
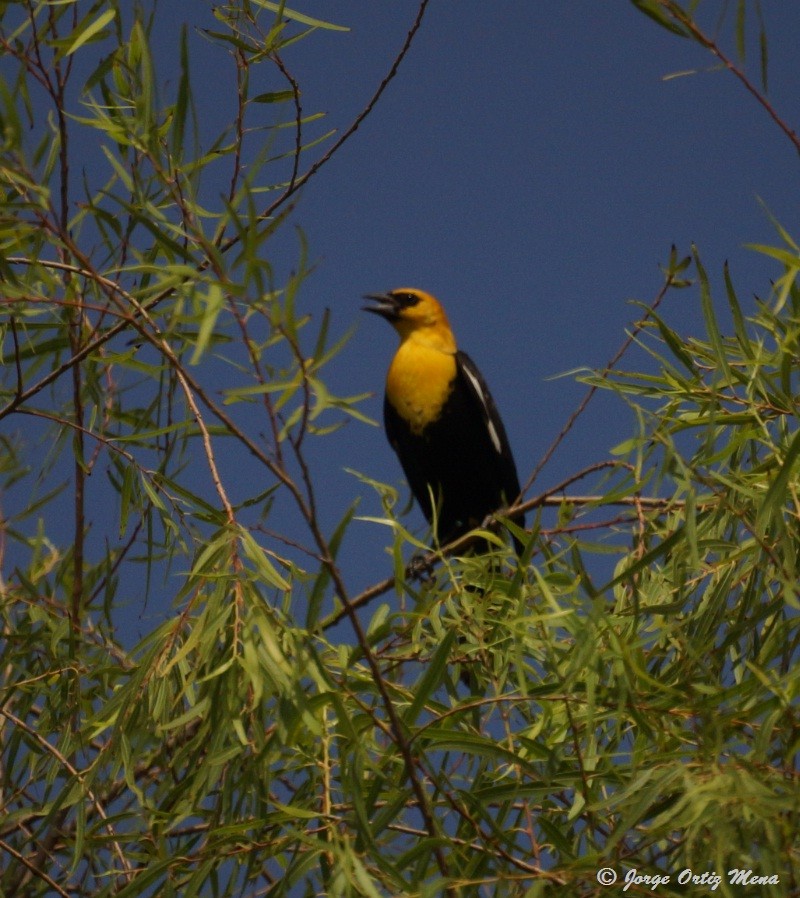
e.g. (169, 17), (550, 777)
(272, 50), (302, 197)
(658, 1), (800, 157)
(521, 263), (679, 496)
(0, 707), (132, 879)
(0, 838), (71, 898)
(223, 0), (432, 253)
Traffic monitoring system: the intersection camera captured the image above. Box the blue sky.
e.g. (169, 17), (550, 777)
(6, 2), (800, 633)
(262, 2), (800, 594)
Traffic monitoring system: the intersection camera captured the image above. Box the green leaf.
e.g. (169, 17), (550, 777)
(404, 629), (456, 727)
(756, 427), (800, 536)
(735, 0), (746, 63)
(723, 261), (753, 360)
(756, 0), (769, 91)
(251, 90), (296, 104)
(239, 527), (291, 590)
(306, 502), (356, 628)
(630, 0), (689, 38)
(64, 8), (117, 57)
(694, 246), (733, 385)
(247, 1), (349, 31)
(190, 283), (224, 365)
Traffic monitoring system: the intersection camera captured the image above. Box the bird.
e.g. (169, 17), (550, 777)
(363, 287), (525, 553)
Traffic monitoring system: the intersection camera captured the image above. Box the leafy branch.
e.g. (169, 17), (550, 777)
(1, 2), (799, 896)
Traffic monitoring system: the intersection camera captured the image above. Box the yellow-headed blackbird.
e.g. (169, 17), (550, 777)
(364, 287), (524, 550)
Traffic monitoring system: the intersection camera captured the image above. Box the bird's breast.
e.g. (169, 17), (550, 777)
(386, 342), (457, 435)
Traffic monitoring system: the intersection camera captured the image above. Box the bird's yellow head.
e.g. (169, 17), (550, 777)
(363, 288), (456, 352)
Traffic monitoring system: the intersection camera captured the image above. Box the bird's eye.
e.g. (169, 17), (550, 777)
(395, 292), (421, 308)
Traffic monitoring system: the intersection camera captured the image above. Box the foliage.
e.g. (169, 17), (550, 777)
(0, 2), (797, 897)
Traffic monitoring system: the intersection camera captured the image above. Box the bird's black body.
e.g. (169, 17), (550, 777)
(384, 349), (521, 543)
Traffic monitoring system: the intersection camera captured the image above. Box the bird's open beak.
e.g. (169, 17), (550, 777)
(362, 292), (399, 320)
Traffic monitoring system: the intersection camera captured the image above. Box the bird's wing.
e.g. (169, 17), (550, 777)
(455, 350), (522, 503)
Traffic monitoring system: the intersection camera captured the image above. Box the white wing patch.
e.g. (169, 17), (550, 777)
(460, 363), (503, 455)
